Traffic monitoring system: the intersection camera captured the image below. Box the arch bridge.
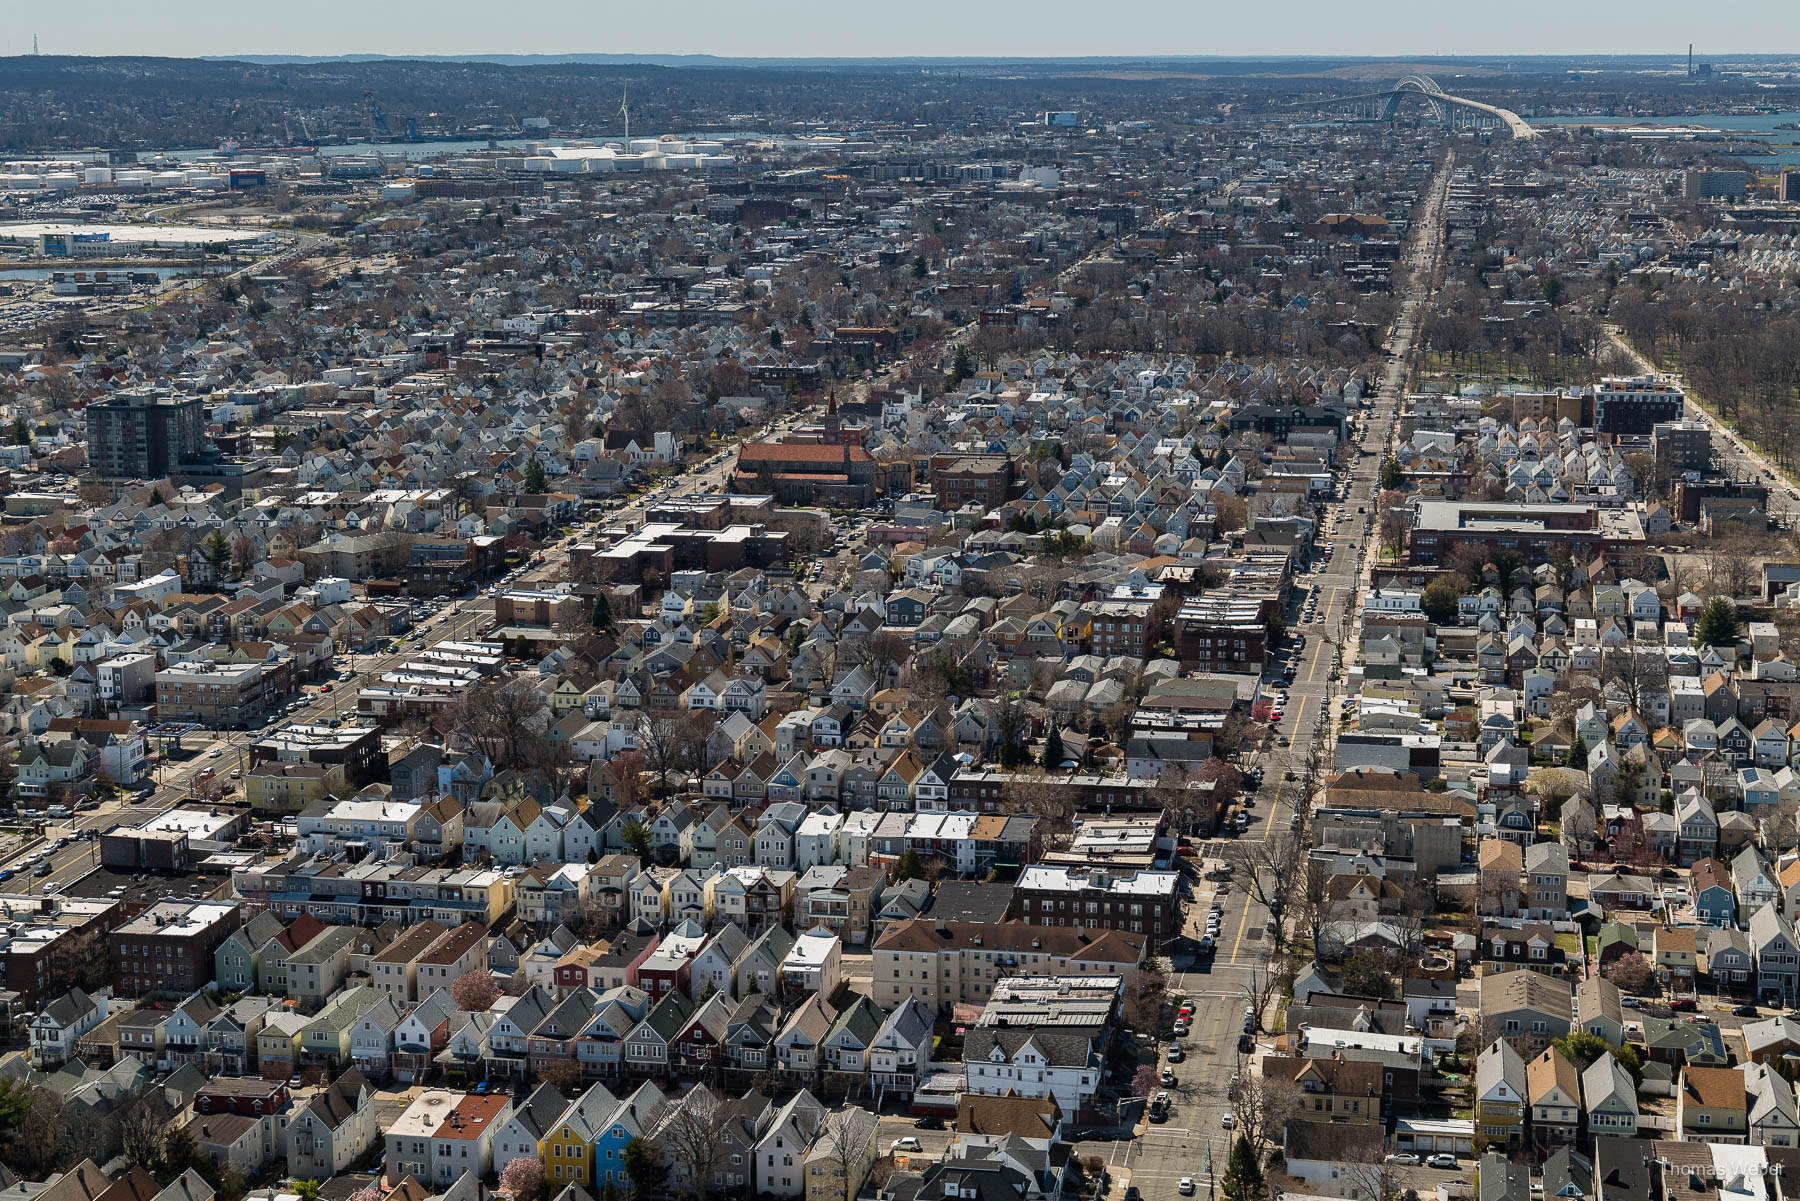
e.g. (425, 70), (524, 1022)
(1300, 74), (1538, 139)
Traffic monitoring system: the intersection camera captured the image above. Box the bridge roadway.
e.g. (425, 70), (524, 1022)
(1302, 73), (1538, 140)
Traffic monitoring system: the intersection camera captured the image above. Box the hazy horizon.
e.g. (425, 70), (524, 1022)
(9, 0), (1800, 62)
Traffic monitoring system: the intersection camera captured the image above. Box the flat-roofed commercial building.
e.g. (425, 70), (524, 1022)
(1408, 501), (1647, 573)
(155, 660), (270, 727)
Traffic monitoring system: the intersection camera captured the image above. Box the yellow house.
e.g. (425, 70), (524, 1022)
(256, 1010), (307, 1073)
(539, 1084), (610, 1186)
(245, 761), (345, 814)
(549, 678), (588, 717)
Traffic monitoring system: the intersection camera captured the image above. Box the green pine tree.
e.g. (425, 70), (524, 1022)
(1220, 1134), (1264, 1201)
(1567, 732), (1588, 769)
(522, 458), (549, 494)
(622, 1137), (668, 1199)
(1694, 597), (1741, 648)
(893, 848), (926, 882)
(1042, 724), (1065, 769)
(201, 531), (232, 567)
(1380, 458), (1404, 491)
(9, 418), (28, 446)
(592, 592), (615, 631)
(621, 820), (653, 867)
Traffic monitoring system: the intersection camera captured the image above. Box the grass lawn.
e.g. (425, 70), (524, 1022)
(1553, 931), (1582, 955)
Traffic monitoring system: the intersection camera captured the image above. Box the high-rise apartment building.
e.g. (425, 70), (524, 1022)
(86, 390), (204, 479)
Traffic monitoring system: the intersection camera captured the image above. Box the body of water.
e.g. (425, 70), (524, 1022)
(1529, 111), (1800, 169)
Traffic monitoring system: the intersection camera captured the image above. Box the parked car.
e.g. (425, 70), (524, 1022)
(1178, 1180), (1195, 1196)
(1220, 1113), (1235, 1130)
(914, 1117), (945, 1130)
(1669, 998), (1698, 1013)
(1426, 1154), (1457, 1169)
(1384, 1154), (1421, 1166)
(891, 1137), (923, 1154)
(1167, 1046), (1185, 1063)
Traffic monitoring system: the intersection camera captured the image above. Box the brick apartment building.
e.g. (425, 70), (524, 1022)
(1174, 594), (1269, 671)
(155, 660), (272, 727)
(1014, 867), (1182, 940)
(931, 455), (1015, 512)
(108, 901), (242, 998)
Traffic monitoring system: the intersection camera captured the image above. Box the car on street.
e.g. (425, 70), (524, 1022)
(1160, 1069), (1176, 1086)
(207, 748), (222, 758)
(1426, 1154), (1457, 1169)
(1166, 1046), (1185, 1062)
(1220, 1113), (1235, 1129)
(891, 1137), (923, 1154)
(914, 1117), (945, 1130)
(1734, 1004), (1760, 1017)
(1669, 998), (1698, 1013)
(1178, 1180), (1195, 1196)
(1384, 1154), (1421, 1166)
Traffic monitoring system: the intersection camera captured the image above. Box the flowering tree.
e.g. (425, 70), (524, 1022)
(499, 1157), (545, 1200)
(450, 968), (501, 1012)
(349, 1187), (385, 1201)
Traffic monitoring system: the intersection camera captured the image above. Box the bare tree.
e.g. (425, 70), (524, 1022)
(1339, 1148), (1408, 1201)
(457, 677), (552, 768)
(1294, 856), (1335, 953)
(1226, 832), (1303, 918)
(1121, 955), (1169, 1026)
(1562, 799), (1599, 856)
(657, 1087), (727, 1201)
(811, 1109), (878, 1201)
(1764, 798), (1800, 854)
(1241, 964), (1284, 1037)
(1231, 1066), (1302, 1163)
(118, 1096), (168, 1169)
(635, 710), (711, 795)
(1002, 769), (1074, 838)
(1600, 645), (1668, 715)
(854, 630), (910, 690)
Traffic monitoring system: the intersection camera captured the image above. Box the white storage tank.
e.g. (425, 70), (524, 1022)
(44, 172), (79, 190)
(84, 167), (113, 186)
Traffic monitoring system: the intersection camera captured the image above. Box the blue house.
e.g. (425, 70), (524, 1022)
(1692, 858), (1737, 928)
(1740, 767), (1781, 813)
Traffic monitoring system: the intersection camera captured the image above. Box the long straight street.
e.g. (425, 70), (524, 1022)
(1110, 152), (1459, 1201)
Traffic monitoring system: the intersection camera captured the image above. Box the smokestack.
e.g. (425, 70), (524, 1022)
(1689, 44), (1694, 77)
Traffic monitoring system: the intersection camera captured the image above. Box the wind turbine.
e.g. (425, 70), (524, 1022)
(619, 84), (630, 146)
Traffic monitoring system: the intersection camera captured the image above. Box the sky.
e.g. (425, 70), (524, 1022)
(15, 0), (1800, 61)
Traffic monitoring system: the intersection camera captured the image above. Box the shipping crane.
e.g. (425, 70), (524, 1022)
(362, 89), (393, 140)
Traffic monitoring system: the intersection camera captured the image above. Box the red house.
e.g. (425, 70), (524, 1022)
(672, 994), (733, 1076)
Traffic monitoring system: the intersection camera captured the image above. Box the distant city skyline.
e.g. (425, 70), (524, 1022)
(11, 1), (1800, 62)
